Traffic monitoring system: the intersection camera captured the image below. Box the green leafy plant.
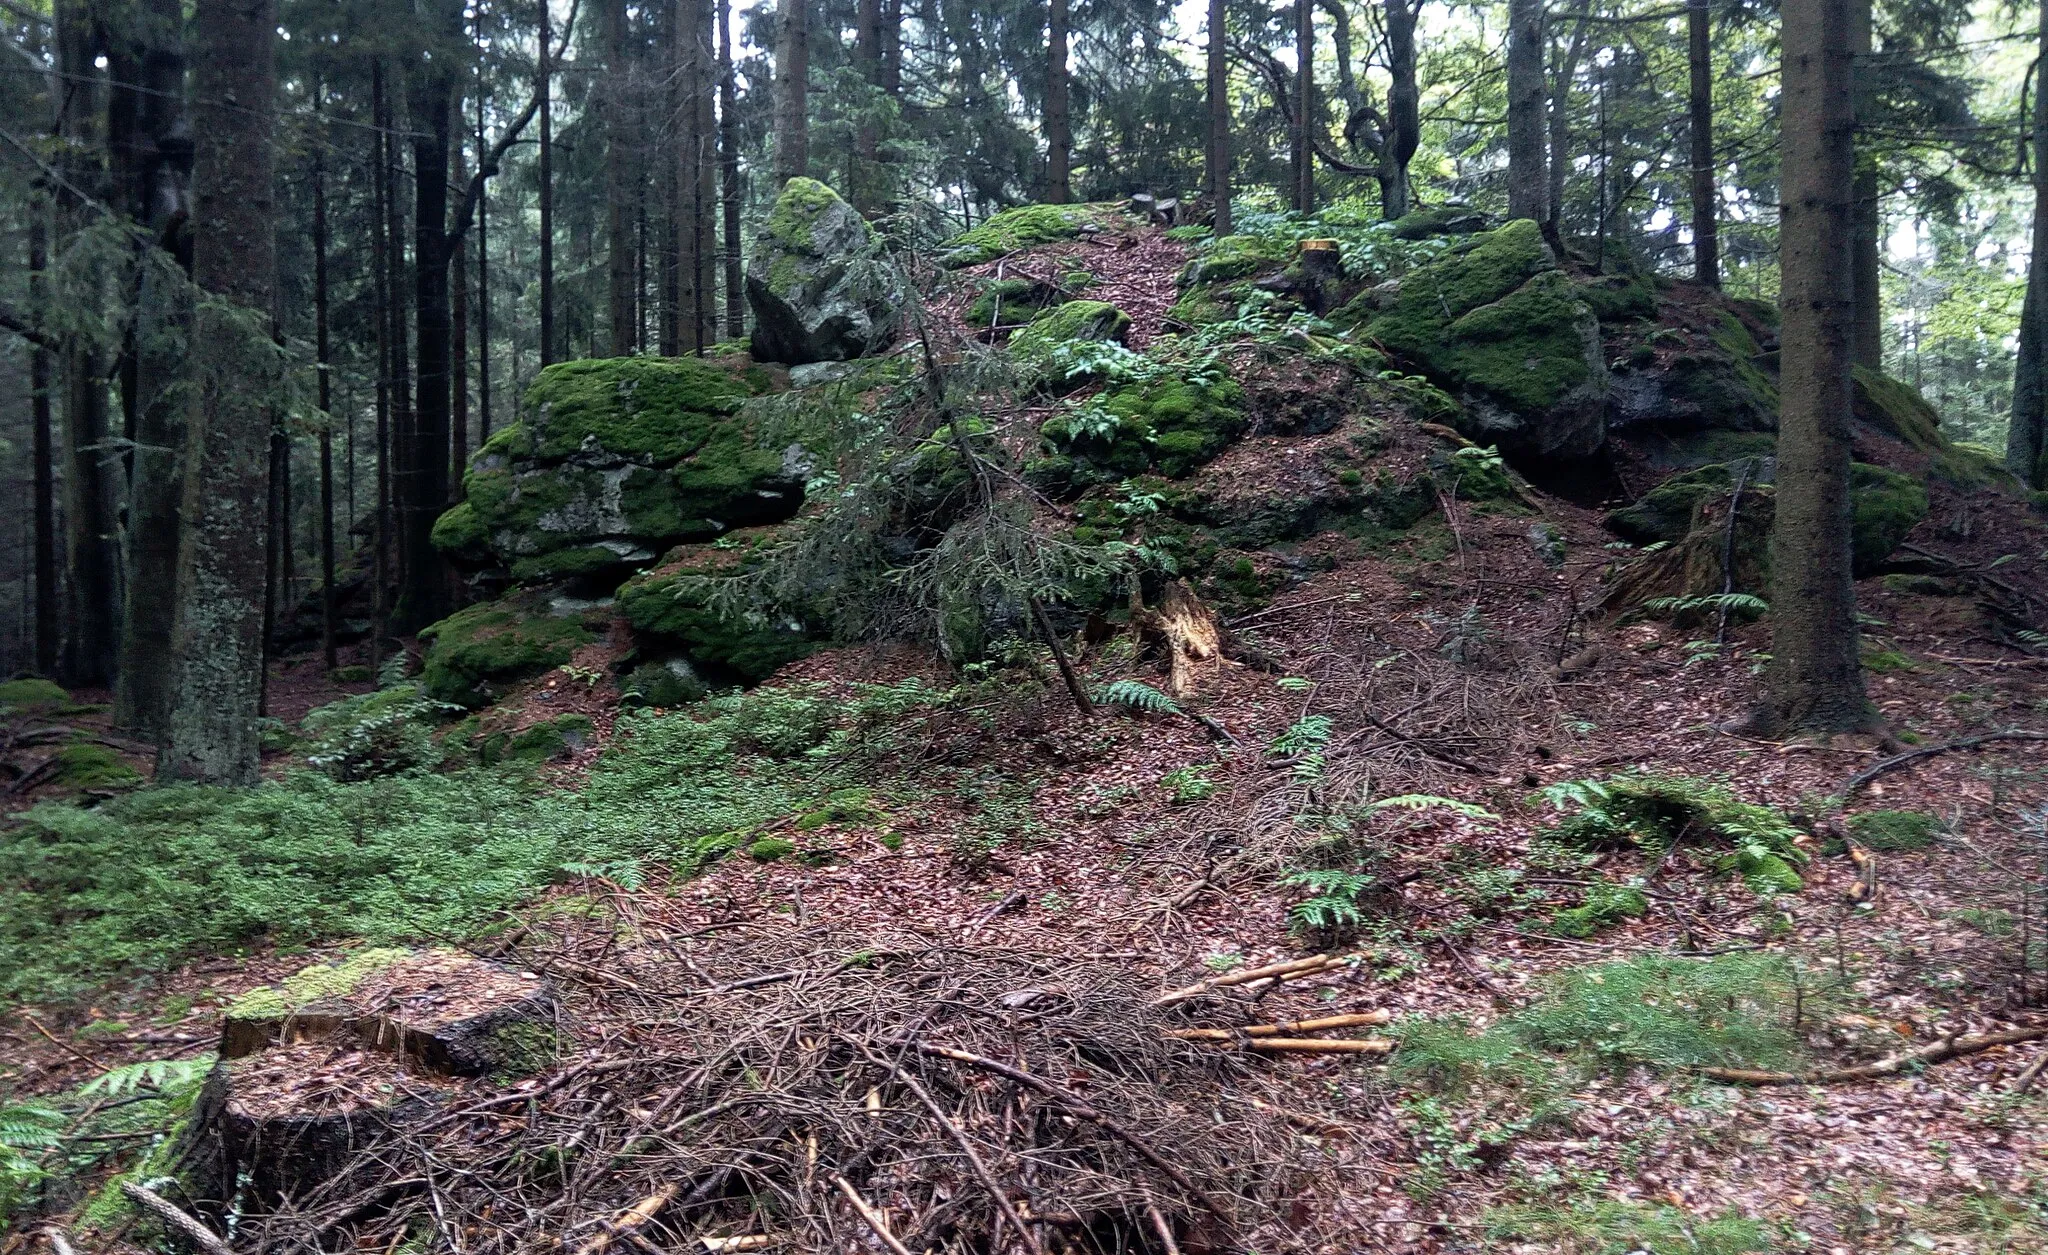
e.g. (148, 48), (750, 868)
(1161, 764), (1217, 804)
(1281, 867), (1378, 940)
(78, 1057), (215, 1098)
(1538, 772), (1807, 895)
(1094, 679), (1182, 716)
(0, 1102), (62, 1224)
(1268, 715), (1335, 782)
(300, 684), (464, 781)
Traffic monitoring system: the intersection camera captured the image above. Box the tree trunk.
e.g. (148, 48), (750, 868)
(1206, 0), (1231, 234)
(29, 218), (56, 679)
(1543, 0), (1590, 251)
(1848, 0), (1881, 369)
(160, 0), (277, 785)
(694, 0), (717, 348)
(774, 0), (809, 183)
(1766, 0), (1874, 735)
(113, 0), (193, 737)
(54, 0), (120, 690)
(315, 103), (336, 671)
(2011, 0), (2048, 488)
(379, 66), (413, 598)
(675, 0), (701, 354)
(1046, 0), (1071, 203)
(406, 37), (455, 628)
(1506, 0), (1547, 224)
(538, 0), (557, 367)
(1381, 0), (1421, 220)
(606, 0), (636, 356)
(719, 0), (745, 337)
(856, 0), (883, 210)
(1293, 0), (1314, 213)
(369, 72), (394, 677)
(450, 135), (469, 498)
(1687, 0), (1719, 287)
(476, 84), (492, 443)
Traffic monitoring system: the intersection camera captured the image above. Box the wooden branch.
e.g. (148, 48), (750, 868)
(1699, 1026), (2048, 1086)
(1243, 1096), (1356, 1138)
(1836, 731), (2048, 806)
(2013, 1048), (2048, 1095)
(39, 1228), (79, 1255)
(1232, 1037), (1394, 1054)
(571, 1185), (681, 1255)
(914, 1043), (1233, 1225)
(862, 1047), (1045, 1255)
(0, 300), (59, 353)
(1163, 1011), (1390, 1040)
(120, 1183), (234, 1255)
(699, 1239), (772, 1253)
(831, 1175), (914, 1255)
(445, 0), (581, 247)
(1153, 955), (1340, 1008)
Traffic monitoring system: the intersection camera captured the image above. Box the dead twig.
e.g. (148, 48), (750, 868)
(831, 1175), (914, 1255)
(1153, 954), (1340, 1007)
(1161, 1011), (1389, 1039)
(120, 1182), (235, 1255)
(1700, 1026), (2048, 1085)
(1836, 731), (2048, 807)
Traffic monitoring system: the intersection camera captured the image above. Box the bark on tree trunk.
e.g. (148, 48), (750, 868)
(407, 38), (455, 628)
(1543, 0), (1590, 252)
(2011, 0), (2048, 488)
(379, 67), (413, 596)
(451, 136), (469, 498)
(1687, 0), (1719, 287)
(1848, 0), (1881, 368)
(1766, 0), (1875, 735)
(1382, 0), (1421, 221)
(369, 73), (394, 677)
(1206, 0), (1231, 235)
(606, 0), (636, 356)
(856, 0), (883, 210)
(1046, 0), (1071, 203)
(476, 83), (492, 442)
(1294, 0), (1314, 213)
(315, 108), (336, 671)
(160, 0), (277, 785)
(113, 0), (194, 738)
(1506, 0), (1547, 224)
(675, 0), (701, 354)
(774, 0), (808, 183)
(29, 218), (56, 679)
(538, 0), (556, 366)
(719, 0), (745, 337)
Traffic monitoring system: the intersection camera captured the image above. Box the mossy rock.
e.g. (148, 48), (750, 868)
(478, 715), (593, 765)
(1845, 809), (1942, 852)
(1852, 365), (2004, 485)
(940, 202), (1118, 267)
(1166, 280), (1253, 327)
(417, 593), (600, 708)
(1388, 206), (1490, 240)
(50, 742), (143, 789)
(1009, 300), (1131, 385)
(439, 357), (806, 582)
(619, 658), (710, 708)
(1849, 463), (1929, 574)
(966, 276), (1063, 327)
(1576, 272), (1659, 324)
(1606, 463), (1739, 544)
(1032, 372), (1245, 495)
(615, 535), (815, 684)
(747, 178), (902, 364)
(1363, 221), (1606, 460)
(1179, 233), (1289, 286)
(0, 678), (70, 715)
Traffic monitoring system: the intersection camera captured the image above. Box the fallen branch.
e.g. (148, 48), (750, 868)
(700, 1239), (772, 1253)
(1229, 1037), (1393, 1055)
(1243, 1097), (1356, 1138)
(120, 1183), (234, 1255)
(39, 1228), (78, 1255)
(861, 1046), (1045, 1255)
(2013, 1048), (2048, 1095)
(1836, 731), (2048, 806)
(1699, 1026), (2048, 1086)
(571, 1184), (681, 1255)
(913, 1042), (1232, 1225)
(966, 890), (1027, 935)
(831, 1175), (914, 1255)
(1162, 1011), (1390, 1040)
(1153, 955), (1341, 1008)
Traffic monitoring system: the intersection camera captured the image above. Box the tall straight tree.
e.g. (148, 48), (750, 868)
(1046, 0), (1071, 202)
(538, 0), (557, 366)
(314, 92), (338, 670)
(451, 136), (470, 494)
(160, 0), (278, 784)
(1848, 0), (1881, 368)
(1686, 0), (1718, 286)
(2011, 0), (2048, 488)
(1766, 0), (1874, 734)
(855, 0), (885, 210)
(774, 0), (807, 182)
(29, 218), (56, 678)
(1206, 0), (1230, 234)
(605, 0), (635, 355)
(1506, 0), (1547, 223)
(1293, 0), (1314, 212)
(718, 0), (744, 336)
(406, 4), (458, 626)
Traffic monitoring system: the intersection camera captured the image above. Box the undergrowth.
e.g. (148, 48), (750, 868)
(0, 681), (967, 1005)
(1538, 772), (1808, 896)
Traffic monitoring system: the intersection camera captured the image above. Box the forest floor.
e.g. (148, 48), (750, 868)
(7, 224), (2048, 1254)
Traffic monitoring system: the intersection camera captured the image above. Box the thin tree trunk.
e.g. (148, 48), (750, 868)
(1294, 0), (1314, 213)
(719, 0), (745, 336)
(29, 217), (56, 679)
(1687, 0), (1719, 286)
(882, 0), (902, 97)
(408, 33), (456, 627)
(1207, 0), (1231, 234)
(1849, 0), (1881, 368)
(379, 65), (413, 599)
(661, 0), (682, 356)
(1046, 0), (1071, 203)
(774, 0), (808, 183)
(2010, 0), (2048, 488)
(369, 69), (394, 677)
(538, 0), (557, 366)
(693, 0), (717, 348)
(315, 102), (336, 671)
(606, 0), (636, 355)
(1381, 0), (1421, 221)
(1766, 0), (1874, 735)
(1543, 0), (1590, 250)
(160, 0), (277, 785)
(476, 81), (492, 442)
(855, 0), (883, 210)
(451, 134), (469, 497)
(1507, 0), (1547, 223)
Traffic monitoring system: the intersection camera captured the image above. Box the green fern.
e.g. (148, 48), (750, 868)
(1538, 772), (1805, 892)
(1268, 715), (1335, 783)
(1094, 679), (1182, 716)
(79, 1055), (216, 1098)
(1281, 867), (1377, 935)
(1641, 592), (1768, 620)
(1372, 794), (1499, 822)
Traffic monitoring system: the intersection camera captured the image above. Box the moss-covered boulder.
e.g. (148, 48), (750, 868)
(966, 276), (1063, 327)
(476, 714), (593, 765)
(1009, 300), (1132, 387)
(437, 357), (807, 582)
(418, 592), (601, 708)
(1607, 309), (1778, 442)
(1360, 220), (1608, 460)
(616, 533), (815, 684)
(746, 178), (902, 364)
(940, 202), (1117, 267)
(1606, 459), (1925, 575)
(1849, 463), (1930, 573)
(1388, 205), (1490, 240)
(0, 678), (70, 716)
(1179, 233), (1289, 286)
(1030, 371), (1246, 495)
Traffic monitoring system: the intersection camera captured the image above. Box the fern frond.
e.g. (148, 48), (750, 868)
(1094, 679), (1182, 716)
(1371, 794), (1499, 822)
(79, 1056), (215, 1098)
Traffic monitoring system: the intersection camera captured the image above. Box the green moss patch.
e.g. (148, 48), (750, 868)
(1179, 233), (1289, 286)
(418, 595), (600, 708)
(51, 743), (143, 790)
(518, 356), (748, 464)
(1846, 809), (1943, 852)
(0, 678), (70, 715)
(1034, 372), (1246, 493)
(941, 203), (1118, 267)
(616, 536), (815, 684)
(766, 176), (842, 252)
(228, 947), (413, 1021)
(478, 715), (594, 766)
(1850, 463), (1929, 574)
(1546, 881), (1648, 938)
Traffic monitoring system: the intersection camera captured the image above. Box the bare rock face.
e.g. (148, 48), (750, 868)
(746, 178), (901, 365)
(186, 948), (559, 1210)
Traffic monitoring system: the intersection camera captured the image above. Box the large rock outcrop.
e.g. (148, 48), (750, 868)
(1352, 220), (1608, 461)
(432, 356), (806, 584)
(747, 178), (901, 365)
